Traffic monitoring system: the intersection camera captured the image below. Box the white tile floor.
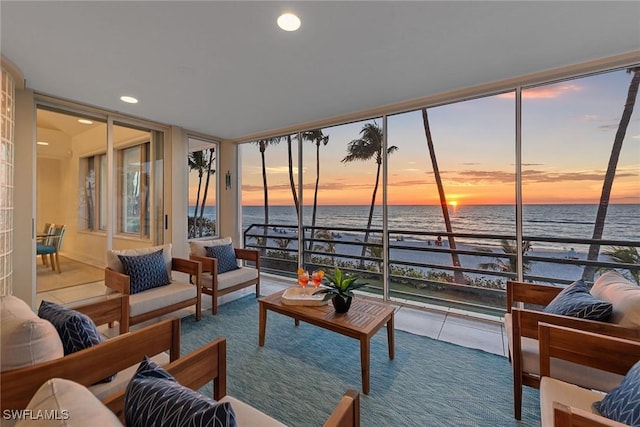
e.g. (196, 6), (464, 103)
(37, 272), (508, 357)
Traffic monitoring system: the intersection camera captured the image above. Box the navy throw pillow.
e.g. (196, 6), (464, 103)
(118, 249), (171, 294)
(543, 280), (613, 321)
(594, 360), (640, 425)
(38, 300), (115, 383)
(125, 356), (237, 427)
(205, 244), (240, 274)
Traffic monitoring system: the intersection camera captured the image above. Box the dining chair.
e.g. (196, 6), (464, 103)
(36, 224), (66, 273)
(37, 223), (55, 266)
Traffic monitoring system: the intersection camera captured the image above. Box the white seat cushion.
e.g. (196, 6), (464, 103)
(16, 378), (123, 427)
(189, 237), (232, 258)
(202, 267), (259, 290)
(504, 313), (623, 392)
(540, 377), (606, 427)
(590, 271), (640, 328)
(128, 282), (197, 317)
(89, 352), (169, 400)
(0, 296), (64, 371)
(219, 395), (287, 427)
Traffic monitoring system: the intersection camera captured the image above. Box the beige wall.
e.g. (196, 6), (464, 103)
(13, 89), (36, 307)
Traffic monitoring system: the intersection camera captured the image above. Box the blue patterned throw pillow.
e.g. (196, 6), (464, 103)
(125, 357), (237, 427)
(205, 243), (240, 274)
(38, 300), (115, 383)
(543, 280), (613, 321)
(118, 249), (171, 294)
(594, 360), (640, 426)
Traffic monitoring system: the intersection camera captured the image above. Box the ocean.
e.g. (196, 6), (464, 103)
(191, 204), (639, 252)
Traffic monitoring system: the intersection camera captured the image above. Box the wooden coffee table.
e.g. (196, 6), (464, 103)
(258, 289), (395, 394)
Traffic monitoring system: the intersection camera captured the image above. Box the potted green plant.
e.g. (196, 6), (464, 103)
(313, 267), (367, 313)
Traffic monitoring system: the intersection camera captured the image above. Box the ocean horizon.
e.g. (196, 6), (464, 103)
(188, 203), (639, 252)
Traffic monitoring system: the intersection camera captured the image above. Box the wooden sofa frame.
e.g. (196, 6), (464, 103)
(538, 323), (640, 427)
(1, 312), (180, 411)
(102, 337), (360, 427)
(506, 280), (640, 420)
(190, 247), (260, 315)
(105, 257), (202, 332)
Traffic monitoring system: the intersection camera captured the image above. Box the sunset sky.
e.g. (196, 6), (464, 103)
(237, 68), (639, 206)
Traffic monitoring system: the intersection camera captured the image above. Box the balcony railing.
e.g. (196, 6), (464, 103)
(244, 223), (639, 317)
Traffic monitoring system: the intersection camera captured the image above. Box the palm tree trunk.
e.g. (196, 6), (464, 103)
(360, 160), (381, 269)
(260, 145), (269, 256)
(309, 142), (321, 252)
(197, 149), (215, 237)
(583, 68), (640, 282)
(422, 108), (466, 284)
(191, 171), (204, 238)
(287, 135), (299, 216)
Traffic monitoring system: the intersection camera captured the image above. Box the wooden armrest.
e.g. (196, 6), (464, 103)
(507, 280), (563, 311)
(172, 257), (202, 278)
(0, 318), (180, 411)
(234, 248), (259, 263)
(189, 254), (215, 274)
(538, 322), (640, 378)
(104, 267), (130, 294)
(102, 337), (227, 422)
(70, 294), (129, 330)
(324, 389), (360, 427)
(513, 308), (640, 341)
(553, 402), (627, 427)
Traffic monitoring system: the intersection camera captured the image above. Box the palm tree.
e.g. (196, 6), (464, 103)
(188, 151), (207, 238)
(583, 67), (640, 282)
(313, 229), (337, 265)
(597, 246), (640, 285)
(422, 108), (466, 284)
(255, 137), (283, 252)
(303, 129), (329, 252)
(342, 123), (398, 268)
(286, 134), (299, 216)
(197, 148), (216, 237)
(479, 239), (532, 274)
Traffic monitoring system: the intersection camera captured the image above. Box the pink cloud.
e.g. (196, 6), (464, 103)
(498, 84), (582, 100)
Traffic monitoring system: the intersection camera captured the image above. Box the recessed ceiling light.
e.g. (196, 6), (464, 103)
(37, 141), (49, 146)
(78, 119), (93, 124)
(277, 13), (301, 31)
(120, 95), (138, 104)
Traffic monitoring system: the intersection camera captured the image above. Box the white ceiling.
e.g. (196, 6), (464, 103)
(2, 1), (639, 141)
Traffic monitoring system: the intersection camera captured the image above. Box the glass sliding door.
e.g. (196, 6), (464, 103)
(112, 122), (164, 251)
(36, 107), (108, 289)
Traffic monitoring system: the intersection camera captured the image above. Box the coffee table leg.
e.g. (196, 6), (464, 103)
(360, 337), (370, 395)
(259, 303), (267, 347)
(387, 315), (395, 360)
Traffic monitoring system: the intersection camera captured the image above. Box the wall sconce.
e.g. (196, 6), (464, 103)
(225, 171), (231, 190)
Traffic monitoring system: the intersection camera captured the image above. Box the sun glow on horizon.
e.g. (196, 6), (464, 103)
(449, 200), (458, 207)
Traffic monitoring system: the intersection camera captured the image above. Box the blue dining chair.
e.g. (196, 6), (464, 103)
(36, 224), (66, 273)
(37, 223), (55, 266)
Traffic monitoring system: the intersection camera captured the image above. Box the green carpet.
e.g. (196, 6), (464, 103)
(180, 295), (540, 426)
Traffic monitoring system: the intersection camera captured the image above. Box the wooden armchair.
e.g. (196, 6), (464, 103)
(102, 337), (360, 427)
(538, 323), (640, 427)
(105, 243), (202, 332)
(189, 238), (260, 314)
(505, 279), (640, 420)
(1, 298), (182, 411)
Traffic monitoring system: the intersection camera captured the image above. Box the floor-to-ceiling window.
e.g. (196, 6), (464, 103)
(522, 67), (640, 285)
(239, 64), (639, 316)
(187, 136), (218, 240)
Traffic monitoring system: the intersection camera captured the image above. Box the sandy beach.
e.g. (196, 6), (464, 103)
(257, 229), (608, 285)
